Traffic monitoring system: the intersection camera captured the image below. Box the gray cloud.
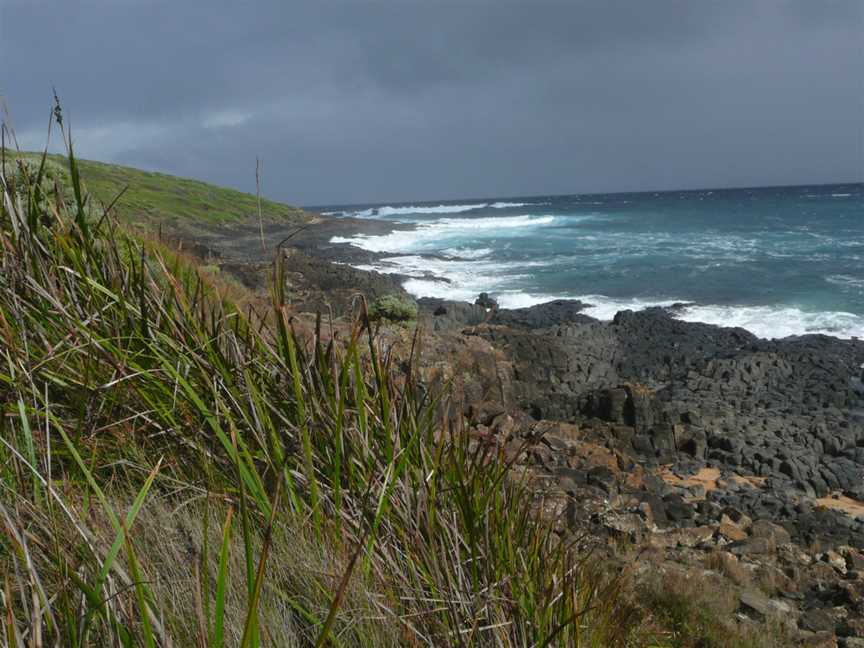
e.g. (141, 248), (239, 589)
(2, 0), (862, 205)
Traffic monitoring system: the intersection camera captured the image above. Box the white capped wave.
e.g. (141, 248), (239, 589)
(346, 244), (864, 339)
(674, 304), (864, 339)
(391, 265), (864, 339)
(357, 254), (548, 280)
(441, 247), (493, 259)
(488, 294), (864, 339)
(489, 201), (544, 208)
(331, 214), (557, 253)
(438, 215), (556, 229)
(493, 292), (571, 309)
(832, 193), (852, 198)
(353, 203), (488, 218)
(350, 252), (551, 305)
(575, 295), (682, 320)
(826, 275), (864, 291)
(335, 200), (549, 218)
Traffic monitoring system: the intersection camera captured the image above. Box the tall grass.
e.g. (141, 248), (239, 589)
(0, 116), (644, 646)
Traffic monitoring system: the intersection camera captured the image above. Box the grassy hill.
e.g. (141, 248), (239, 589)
(18, 152), (309, 226)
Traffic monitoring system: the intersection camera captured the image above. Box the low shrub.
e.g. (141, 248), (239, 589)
(368, 293), (418, 322)
(2, 155), (71, 217)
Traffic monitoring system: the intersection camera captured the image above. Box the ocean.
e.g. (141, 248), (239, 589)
(313, 183), (864, 339)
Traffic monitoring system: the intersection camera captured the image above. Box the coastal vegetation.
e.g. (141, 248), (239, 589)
(9, 149), (307, 227)
(0, 121), (791, 646)
(368, 294), (419, 323)
(0, 124), (633, 646)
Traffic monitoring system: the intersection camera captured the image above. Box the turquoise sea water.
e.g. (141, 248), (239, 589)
(314, 183), (864, 339)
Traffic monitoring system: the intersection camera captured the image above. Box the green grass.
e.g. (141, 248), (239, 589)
(16, 151), (308, 226)
(0, 125), (648, 646)
(0, 119), (781, 647)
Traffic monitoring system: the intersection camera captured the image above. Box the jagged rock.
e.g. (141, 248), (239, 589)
(489, 299), (594, 329)
(419, 298), (489, 331)
(721, 509), (753, 530)
(468, 401), (507, 426)
(475, 292), (498, 309)
(739, 590), (795, 626)
(464, 305), (864, 534)
(779, 544), (816, 566)
(799, 608), (837, 633)
(841, 547), (864, 571)
(663, 493), (695, 523)
(840, 615), (864, 638)
(430, 300), (864, 640)
(587, 465), (618, 494)
(718, 522), (748, 542)
(670, 525), (715, 548)
(751, 519), (793, 546)
(819, 550), (848, 574)
(730, 538), (776, 556)
(602, 512), (646, 539)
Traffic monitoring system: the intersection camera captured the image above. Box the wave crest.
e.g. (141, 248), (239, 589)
(330, 214), (557, 253)
(330, 200), (547, 218)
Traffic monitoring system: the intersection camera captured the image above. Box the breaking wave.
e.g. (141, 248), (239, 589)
(324, 185), (864, 340)
(359, 251), (864, 339)
(328, 200), (547, 218)
(331, 214), (557, 253)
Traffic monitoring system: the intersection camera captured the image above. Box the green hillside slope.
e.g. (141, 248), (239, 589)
(19, 152), (308, 226)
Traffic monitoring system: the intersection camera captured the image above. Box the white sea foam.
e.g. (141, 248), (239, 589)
(674, 304), (864, 339)
(493, 292), (571, 309)
(334, 200), (551, 218)
(489, 201), (541, 208)
(574, 295), (681, 320)
(331, 214), (557, 253)
(441, 247), (493, 259)
(352, 203), (487, 217)
(349, 252), (550, 305)
(832, 193), (852, 198)
(350, 253), (864, 339)
(327, 199), (864, 340)
(484, 294), (864, 340)
(826, 275), (864, 291)
(396, 270), (864, 339)
(435, 214), (556, 229)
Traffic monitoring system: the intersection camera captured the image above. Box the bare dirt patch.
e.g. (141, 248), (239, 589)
(816, 493), (864, 519)
(662, 466), (721, 494)
(661, 467), (766, 499)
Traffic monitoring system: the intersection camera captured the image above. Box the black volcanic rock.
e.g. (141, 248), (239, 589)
(475, 292), (498, 309)
(490, 299), (596, 329)
(464, 307), (864, 537)
(417, 298), (489, 331)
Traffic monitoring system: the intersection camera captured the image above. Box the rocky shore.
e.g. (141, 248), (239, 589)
(414, 296), (864, 644)
(185, 215), (864, 644)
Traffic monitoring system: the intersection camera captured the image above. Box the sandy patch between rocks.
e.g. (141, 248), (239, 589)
(729, 474), (767, 489)
(816, 493), (864, 519)
(662, 467), (721, 493)
(661, 467), (766, 498)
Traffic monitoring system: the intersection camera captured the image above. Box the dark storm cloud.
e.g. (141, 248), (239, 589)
(2, 0), (861, 205)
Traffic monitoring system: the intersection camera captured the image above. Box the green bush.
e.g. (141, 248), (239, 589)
(2, 156), (70, 205)
(368, 293), (418, 322)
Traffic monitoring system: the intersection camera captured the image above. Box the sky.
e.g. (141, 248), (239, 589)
(1, 1), (862, 206)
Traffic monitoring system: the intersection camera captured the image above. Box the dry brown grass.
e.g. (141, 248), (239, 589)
(636, 563), (794, 648)
(704, 550), (752, 587)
